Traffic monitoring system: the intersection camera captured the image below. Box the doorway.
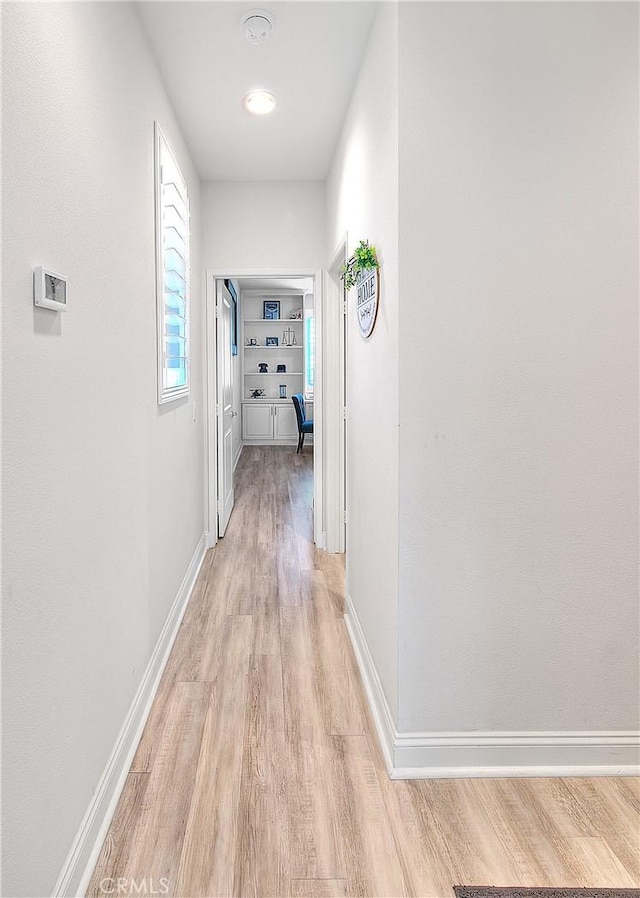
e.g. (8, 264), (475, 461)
(206, 269), (321, 549)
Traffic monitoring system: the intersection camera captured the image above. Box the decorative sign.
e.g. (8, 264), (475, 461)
(356, 267), (379, 338)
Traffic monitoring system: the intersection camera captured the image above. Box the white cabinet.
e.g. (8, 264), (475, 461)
(242, 403), (273, 441)
(242, 402), (299, 444)
(274, 403), (298, 440)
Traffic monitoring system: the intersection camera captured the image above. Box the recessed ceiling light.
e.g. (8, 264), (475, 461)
(243, 90), (277, 115)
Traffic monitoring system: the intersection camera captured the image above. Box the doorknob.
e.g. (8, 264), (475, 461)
(230, 411), (238, 417)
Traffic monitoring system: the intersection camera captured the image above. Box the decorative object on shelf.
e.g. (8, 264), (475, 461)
(247, 337), (258, 346)
(279, 384), (287, 399)
(282, 327), (296, 346)
(250, 389), (265, 399)
(341, 239), (380, 291)
(263, 300), (280, 320)
(266, 336), (279, 346)
(258, 362), (269, 373)
(276, 364), (286, 373)
(289, 309), (303, 319)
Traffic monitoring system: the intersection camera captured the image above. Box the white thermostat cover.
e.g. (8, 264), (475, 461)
(34, 266), (68, 311)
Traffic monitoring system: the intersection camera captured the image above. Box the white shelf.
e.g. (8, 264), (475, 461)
(241, 290), (306, 445)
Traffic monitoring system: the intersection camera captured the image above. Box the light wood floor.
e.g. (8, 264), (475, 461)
(88, 446), (640, 898)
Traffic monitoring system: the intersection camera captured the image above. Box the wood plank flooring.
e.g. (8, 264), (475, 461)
(87, 446), (640, 898)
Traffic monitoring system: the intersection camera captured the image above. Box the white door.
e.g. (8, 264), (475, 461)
(217, 282), (235, 536)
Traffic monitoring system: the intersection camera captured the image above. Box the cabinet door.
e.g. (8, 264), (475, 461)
(274, 404), (298, 439)
(243, 404), (273, 440)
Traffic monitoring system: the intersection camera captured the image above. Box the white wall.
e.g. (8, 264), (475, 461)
(326, 2), (399, 718)
(2, 3), (203, 894)
(202, 182), (324, 481)
(202, 181), (325, 272)
(397, 2), (639, 735)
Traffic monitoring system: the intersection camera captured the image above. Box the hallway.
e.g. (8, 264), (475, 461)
(87, 448), (639, 898)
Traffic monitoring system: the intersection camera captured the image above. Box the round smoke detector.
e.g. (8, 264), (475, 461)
(242, 9), (274, 45)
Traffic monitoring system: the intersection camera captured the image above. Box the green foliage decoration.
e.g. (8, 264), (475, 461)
(342, 240), (380, 290)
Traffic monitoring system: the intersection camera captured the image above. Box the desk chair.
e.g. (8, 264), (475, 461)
(292, 394), (313, 453)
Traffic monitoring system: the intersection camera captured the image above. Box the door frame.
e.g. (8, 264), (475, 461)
(205, 268), (323, 550)
(215, 279), (235, 537)
(323, 238), (348, 554)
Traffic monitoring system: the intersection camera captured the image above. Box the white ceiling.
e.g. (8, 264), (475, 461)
(136, 1), (377, 182)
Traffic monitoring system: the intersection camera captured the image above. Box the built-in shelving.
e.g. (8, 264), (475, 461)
(241, 289), (307, 445)
(243, 318), (303, 323)
(241, 291), (305, 403)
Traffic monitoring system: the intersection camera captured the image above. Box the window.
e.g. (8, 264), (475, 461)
(155, 123), (190, 403)
(304, 295), (314, 400)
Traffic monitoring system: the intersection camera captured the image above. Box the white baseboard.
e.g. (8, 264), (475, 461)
(344, 594), (640, 780)
(344, 593), (396, 772)
(53, 534), (208, 898)
(242, 439), (300, 447)
(391, 730), (640, 777)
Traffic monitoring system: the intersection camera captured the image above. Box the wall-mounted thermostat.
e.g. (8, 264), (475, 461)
(34, 266), (68, 311)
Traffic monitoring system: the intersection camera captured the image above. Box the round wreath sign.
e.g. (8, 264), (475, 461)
(342, 240), (380, 339)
